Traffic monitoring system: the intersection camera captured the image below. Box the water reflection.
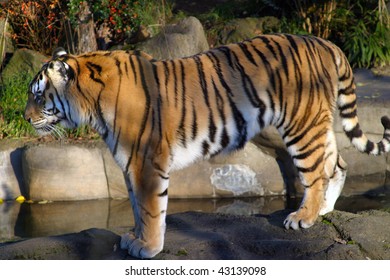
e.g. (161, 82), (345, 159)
(0, 195), (389, 242)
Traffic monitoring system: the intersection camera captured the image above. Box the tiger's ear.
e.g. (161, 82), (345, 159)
(52, 47), (68, 60)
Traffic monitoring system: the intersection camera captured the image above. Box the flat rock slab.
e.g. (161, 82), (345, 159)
(0, 210), (389, 260)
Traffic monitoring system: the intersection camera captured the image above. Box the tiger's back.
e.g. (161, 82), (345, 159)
(151, 35), (345, 169)
(25, 34), (390, 259)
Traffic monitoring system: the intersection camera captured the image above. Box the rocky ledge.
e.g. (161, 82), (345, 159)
(0, 209), (389, 260)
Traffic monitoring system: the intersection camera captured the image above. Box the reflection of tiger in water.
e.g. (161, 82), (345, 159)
(25, 34), (390, 258)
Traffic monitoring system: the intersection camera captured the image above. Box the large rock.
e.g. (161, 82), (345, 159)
(138, 16), (209, 59)
(169, 141), (285, 198)
(1, 49), (48, 82)
(22, 144), (109, 201)
(0, 140), (25, 200)
(217, 17), (280, 45)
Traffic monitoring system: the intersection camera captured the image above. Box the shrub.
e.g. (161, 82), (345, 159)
(68, 0), (141, 45)
(342, 5), (390, 68)
(68, 0), (172, 47)
(1, 0), (68, 55)
(264, 0), (390, 68)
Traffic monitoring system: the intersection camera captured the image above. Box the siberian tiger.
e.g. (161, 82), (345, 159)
(24, 34), (390, 259)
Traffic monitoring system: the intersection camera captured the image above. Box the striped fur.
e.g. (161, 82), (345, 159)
(24, 34), (390, 258)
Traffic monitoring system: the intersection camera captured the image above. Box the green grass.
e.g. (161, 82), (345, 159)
(0, 72), (35, 139)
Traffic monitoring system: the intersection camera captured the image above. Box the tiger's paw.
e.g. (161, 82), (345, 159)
(283, 209), (318, 230)
(120, 233), (162, 259)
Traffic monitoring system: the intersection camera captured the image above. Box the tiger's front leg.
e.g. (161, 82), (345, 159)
(120, 163), (169, 259)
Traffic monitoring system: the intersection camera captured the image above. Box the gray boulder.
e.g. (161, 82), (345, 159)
(1, 49), (48, 82)
(217, 17), (280, 45)
(22, 143), (109, 201)
(138, 16), (209, 59)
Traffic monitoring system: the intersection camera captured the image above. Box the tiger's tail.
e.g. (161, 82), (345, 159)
(337, 56), (390, 156)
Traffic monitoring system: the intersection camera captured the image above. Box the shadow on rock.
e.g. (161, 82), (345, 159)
(1, 210), (388, 260)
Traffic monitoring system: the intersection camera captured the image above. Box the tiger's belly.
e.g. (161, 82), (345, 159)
(170, 110), (264, 171)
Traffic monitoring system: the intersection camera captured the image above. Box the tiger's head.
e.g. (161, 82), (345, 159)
(24, 48), (76, 136)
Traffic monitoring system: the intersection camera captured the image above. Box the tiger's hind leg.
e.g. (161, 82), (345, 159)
(319, 132), (347, 215)
(120, 161), (169, 259)
(282, 117), (331, 230)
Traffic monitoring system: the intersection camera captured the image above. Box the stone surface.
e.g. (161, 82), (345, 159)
(169, 142), (284, 198)
(0, 140), (25, 200)
(22, 144), (109, 201)
(0, 209), (388, 260)
(137, 16), (209, 60)
(101, 146), (128, 199)
(217, 17), (280, 45)
(1, 49), (48, 82)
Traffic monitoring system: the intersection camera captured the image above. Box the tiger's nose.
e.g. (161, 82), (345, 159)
(24, 107), (34, 124)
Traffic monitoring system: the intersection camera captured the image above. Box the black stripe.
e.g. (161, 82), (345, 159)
(238, 42), (257, 66)
(96, 84), (109, 140)
(378, 141), (385, 154)
(364, 141), (374, 154)
(285, 34), (302, 65)
(211, 77), (230, 147)
(218, 46), (235, 69)
(64, 98), (77, 127)
(339, 111), (357, 119)
(135, 55), (151, 156)
(171, 60), (179, 107)
(129, 55), (137, 84)
(113, 59), (122, 135)
(202, 141), (210, 155)
(338, 81), (355, 95)
(229, 99), (247, 150)
(194, 56), (217, 143)
(345, 124), (363, 140)
(231, 51), (262, 108)
(208, 51), (234, 97)
(191, 102), (198, 140)
(194, 56), (209, 106)
(285, 112), (328, 148)
(258, 36), (278, 59)
(315, 37), (338, 69)
(296, 153), (324, 173)
(125, 142), (135, 172)
(220, 128), (230, 149)
(124, 61), (129, 77)
(339, 100), (356, 111)
(272, 39), (289, 83)
(162, 61), (170, 105)
(151, 63), (163, 142)
(252, 44), (276, 94)
(178, 60), (187, 147)
(86, 62), (104, 86)
(113, 128), (121, 155)
(158, 189), (168, 196)
(292, 143), (324, 160)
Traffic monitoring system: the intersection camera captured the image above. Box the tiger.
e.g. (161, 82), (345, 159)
(24, 34), (390, 259)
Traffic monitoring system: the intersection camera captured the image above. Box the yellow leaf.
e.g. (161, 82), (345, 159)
(15, 195), (26, 203)
(0, 198), (4, 204)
